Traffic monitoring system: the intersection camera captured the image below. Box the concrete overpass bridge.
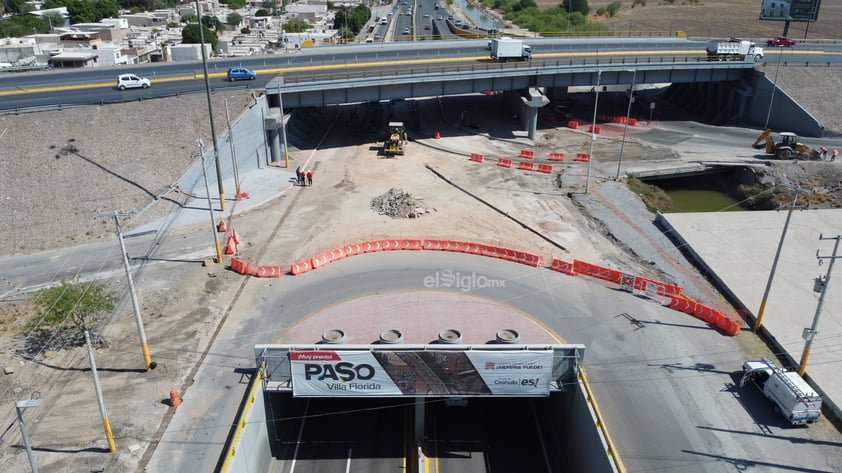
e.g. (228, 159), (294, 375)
(261, 38), (819, 161)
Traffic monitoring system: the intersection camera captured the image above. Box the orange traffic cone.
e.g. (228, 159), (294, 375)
(217, 218), (227, 233)
(232, 229), (241, 245)
(224, 237), (236, 255)
(169, 388), (181, 407)
(434, 130), (441, 139)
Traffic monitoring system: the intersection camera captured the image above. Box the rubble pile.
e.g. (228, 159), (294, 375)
(370, 188), (431, 218)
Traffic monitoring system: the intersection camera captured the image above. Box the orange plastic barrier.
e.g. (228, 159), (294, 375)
(256, 265), (282, 278)
(290, 259), (313, 275)
(572, 260), (622, 283)
(549, 152), (565, 161)
(567, 121), (579, 129)
(311, 252), (331, 269)
(537, 164), (553, 174)
(469, 153), (485, 163)
(628, 118), (638, 126)
(400, 239), (423, 250)
(363, 240), (384, 253)
(669, 296), (698, 315)
(169, 388), (181, 407)
(497, 158), (513, 168)
(344, 243), (363, 257)
(634, 276), (681, 297)
(574, 153), (591, 162)
(384, 239), (403, 251)
(329, 247), (346, 261)
(519, 149), (535, 159)
(515, 251), (541, 267)
(550, 258), (576, 275)
(230, 257), (258, 275)
(423, 239), (444, 250)
(616, 116), (626, 124)
(694, 304), (719, 324)
(223, 237), (237, 255)
(518, 161), (534, 171)
(588, 125), (601, 134)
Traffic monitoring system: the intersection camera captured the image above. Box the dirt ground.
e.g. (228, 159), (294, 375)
(2, 3), (842, 471)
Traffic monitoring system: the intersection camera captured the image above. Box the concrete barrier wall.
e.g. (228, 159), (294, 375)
(220, 370), (273, 473)
(550, 382), (618, 473)
(747, 69), (823, 137)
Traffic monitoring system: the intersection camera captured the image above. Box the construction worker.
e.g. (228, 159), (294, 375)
(306, 170), (313, 186)
(833, 149), (839, 162)
(820, 146), (828, 160)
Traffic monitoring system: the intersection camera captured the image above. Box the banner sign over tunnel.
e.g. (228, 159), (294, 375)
(289, 349), (553, 397)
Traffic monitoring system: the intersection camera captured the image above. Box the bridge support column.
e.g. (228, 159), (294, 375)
(264, 112), (284, 163)
(414, 397), (425, 448)
(520, 87), (550, 141)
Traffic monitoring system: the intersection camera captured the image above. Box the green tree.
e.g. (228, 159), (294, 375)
(562, 0), (589, 16)
(333, 4), (370, 35)
(0, 14), (50, 38)
(223, 0), (245, 8)
(2, 0), (32, 14)
(181, 12), (198, 23)
(201, 14), (223, 31)
(226, 12), (243, 27)
(95, 0), (119, 19)
(27, 279), (117, 347)
(182, 22), (218, 50)
(255, 8), (270, 16)
(283, 18), (309, 33)
(67, 0), (97, 23)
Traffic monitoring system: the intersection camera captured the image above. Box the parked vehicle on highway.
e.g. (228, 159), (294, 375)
(767, 36), (796, 47)
(115, 73), (150, 90)
(227, 67), (256, 81)
(403, 27), (410, 35)
(741, 359), (822, 425)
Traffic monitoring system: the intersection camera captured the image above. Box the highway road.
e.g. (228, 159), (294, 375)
(6, 36), (833, 113)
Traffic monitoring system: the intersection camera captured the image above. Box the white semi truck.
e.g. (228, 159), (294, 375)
(489, 37), (532, 62)
(706, 39), (764, 62)
(740, 359), (822, 425)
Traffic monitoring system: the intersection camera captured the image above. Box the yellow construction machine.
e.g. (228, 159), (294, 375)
(384, 121), (407, 156)
(752, 128), (821, 160)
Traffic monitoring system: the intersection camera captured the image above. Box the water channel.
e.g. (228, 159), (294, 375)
(649, 173), (749, 212)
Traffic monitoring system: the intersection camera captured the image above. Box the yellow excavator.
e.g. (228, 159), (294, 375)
(752, 128), (821, 160)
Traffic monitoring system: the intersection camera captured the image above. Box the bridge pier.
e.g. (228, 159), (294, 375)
(264, 111), (285, 163)
(520, 87), (550, 141)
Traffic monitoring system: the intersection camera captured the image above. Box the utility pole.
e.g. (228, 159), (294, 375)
(99, 210), (155, 371)
(85, 330), (118, 452)
(198, 140), (225, 263)
(798, 234), (841, 376)
(754, 184), (811, 332)
(224, 98), (241, 197)
(585, 70), (601, 194)
(195, 0), (226, 212)
(15, 396), (41, 473)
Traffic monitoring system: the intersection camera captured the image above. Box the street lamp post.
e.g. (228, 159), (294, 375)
(754, 184), (810, 332)
(764, 46), (784, 130)
(585, 70), (602, 194)
(616, 69), (636, 179)
(15, 397), (42, 473)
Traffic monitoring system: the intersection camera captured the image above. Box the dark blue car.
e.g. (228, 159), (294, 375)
(227, 67), (256, 81)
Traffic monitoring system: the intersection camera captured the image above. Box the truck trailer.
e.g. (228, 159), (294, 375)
(740, 359), (822, 425)
(489, 38), (532, 62)
(706, 40), (764, 62)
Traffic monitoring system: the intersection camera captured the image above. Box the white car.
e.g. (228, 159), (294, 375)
(116, 74), (151, 90)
